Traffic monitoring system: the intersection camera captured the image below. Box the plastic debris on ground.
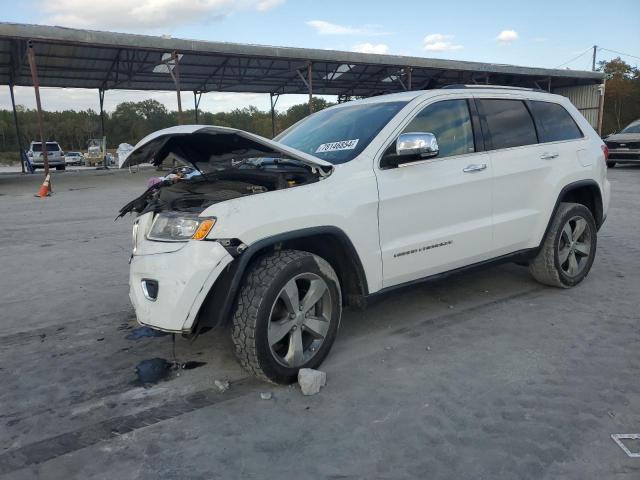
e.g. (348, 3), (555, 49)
(214, 380), (230, 392)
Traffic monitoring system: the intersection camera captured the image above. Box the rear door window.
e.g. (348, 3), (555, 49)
(476, 99), (538, 150)
(32, 143), (60, 152)
(529, 101), (583, 142)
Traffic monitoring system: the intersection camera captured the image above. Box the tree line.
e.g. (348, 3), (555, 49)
(0, 97), (333, 156)
(597, 58), (640, 135)
(0, 58), (638, 159)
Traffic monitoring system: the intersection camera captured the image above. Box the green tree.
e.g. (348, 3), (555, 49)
(598, 57), (640, 134)
(0, 96), (338, 164)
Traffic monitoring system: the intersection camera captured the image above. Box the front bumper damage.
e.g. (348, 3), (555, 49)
(129, 240), (234, 333)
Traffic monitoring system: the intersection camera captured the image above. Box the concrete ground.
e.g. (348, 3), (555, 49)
(0, 166), (638, 479)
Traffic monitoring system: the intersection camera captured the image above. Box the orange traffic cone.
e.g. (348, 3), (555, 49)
(36, 174), (52, 198)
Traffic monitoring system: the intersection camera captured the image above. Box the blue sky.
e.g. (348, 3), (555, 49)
(1, 0), (639, 112)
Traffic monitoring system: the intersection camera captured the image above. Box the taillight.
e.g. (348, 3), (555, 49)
(601, 144), (609, 161)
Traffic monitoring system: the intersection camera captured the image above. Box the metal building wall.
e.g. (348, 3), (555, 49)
(552, 84), (602, 132)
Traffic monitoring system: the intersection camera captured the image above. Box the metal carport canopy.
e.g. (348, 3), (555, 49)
(0, 22), (603, 96)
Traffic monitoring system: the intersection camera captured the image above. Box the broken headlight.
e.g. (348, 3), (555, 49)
(147, 213), (216, 242)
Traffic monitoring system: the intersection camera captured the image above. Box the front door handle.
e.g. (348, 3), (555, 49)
(540, 152), (559, 160)
(463, 163), (487, 173)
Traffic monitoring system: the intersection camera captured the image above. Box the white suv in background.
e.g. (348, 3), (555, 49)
(28, 141), (65, 170)
(120, 86), (610, 383)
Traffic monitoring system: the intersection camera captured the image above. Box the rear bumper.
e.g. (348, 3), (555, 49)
(32, 158), (65, 166)
(129, 240), (234, 333)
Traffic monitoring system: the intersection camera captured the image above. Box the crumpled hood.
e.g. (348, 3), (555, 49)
(121, 125), (333, 171)
(605, 132), (640, 143)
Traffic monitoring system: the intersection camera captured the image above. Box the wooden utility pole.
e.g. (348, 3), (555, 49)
(26, 41), (49, 176)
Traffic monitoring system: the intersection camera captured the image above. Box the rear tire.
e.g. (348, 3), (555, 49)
(232, 250), (342, 384)
(529, 202), (597, 288)
(55, 165), (65, 171)
(606, 161), (616, 168)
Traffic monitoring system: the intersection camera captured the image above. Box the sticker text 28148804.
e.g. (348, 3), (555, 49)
(315, 139), (359, 153)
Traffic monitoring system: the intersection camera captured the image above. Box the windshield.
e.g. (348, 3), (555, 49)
(32, 143), (60, 152)
(276, 101), (408, 164)
(621, 121), (640, 134)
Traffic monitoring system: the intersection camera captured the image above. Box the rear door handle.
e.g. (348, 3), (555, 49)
(540, 152), (559, 160)
(463, 163), (487, 173)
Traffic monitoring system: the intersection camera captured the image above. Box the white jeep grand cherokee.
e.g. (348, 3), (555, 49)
(120, 86), (611, 384)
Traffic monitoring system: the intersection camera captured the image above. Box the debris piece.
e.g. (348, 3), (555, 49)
(135, 358), (171, 385)
(214, 380), (230, 392)
(126, 326), (169, 341)
(96, 338), (104, 342)
(181, 361), (207, 370)
(260, 392), (272, 400)
(384, 346), (392, 351)
(298, 368), (326, 396)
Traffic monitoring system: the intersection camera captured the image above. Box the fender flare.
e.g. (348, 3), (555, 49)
(195, 226), (369, 332)
(539, 179), (604, 248)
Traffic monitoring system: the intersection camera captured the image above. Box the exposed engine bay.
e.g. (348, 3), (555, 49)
(117, 126), (332, 218)
(118, 162), (319, 217)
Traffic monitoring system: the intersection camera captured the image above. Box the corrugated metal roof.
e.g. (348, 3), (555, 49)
(0, 23), (604, 96)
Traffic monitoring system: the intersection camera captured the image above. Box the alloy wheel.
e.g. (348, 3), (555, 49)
(267, 273), (333, 368)
(558, 215), (592, 277)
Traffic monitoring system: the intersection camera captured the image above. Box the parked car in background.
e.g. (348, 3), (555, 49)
(603, 119), (640, 167)
(121, 86), (610, 384)
(28, 141), (65, 170)
(64, 151), (85, 166)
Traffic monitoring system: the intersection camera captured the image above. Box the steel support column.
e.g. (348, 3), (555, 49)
(193, 91), (202, 123)
(406, 67), (412, 90)
(26, 41), (48, 176)
(168, 51), (183, 125)
(307, 63), (313, 114)
(270, 92), (280, 138)
(8, 82), (25, 174)
(98, 88), (108, 168)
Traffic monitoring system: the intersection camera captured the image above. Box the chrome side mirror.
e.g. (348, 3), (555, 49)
(396, 132), (439, 159)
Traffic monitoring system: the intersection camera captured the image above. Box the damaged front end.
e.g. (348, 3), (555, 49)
(119, 125), (333, 218)
(121, 126), (332, 335)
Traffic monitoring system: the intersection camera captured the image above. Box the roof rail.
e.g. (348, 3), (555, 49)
(441, 84), (546, 92)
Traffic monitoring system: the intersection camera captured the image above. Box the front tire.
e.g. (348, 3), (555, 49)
(529, 202), (597, 288)
(232, 250), (342, 384)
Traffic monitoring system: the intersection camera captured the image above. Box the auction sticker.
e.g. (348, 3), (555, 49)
(316, 139), (359, 153)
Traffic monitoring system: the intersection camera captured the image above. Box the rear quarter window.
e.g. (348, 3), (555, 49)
(476, 99), (538, 150)
(529, 101), (583, 142)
